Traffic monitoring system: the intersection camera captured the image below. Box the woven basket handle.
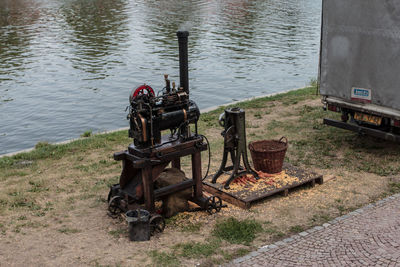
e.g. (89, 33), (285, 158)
(279, 136), (288, 145)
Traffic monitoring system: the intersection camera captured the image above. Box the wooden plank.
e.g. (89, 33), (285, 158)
(281, 189), (289, 197)
(119, 159), (138, 188)
(244, 175), (323, 203)
(113, 150), (126, 161)
(192, 151), (203, 199)
(203, 163), (324, 209)
(128, 135), (206, 158)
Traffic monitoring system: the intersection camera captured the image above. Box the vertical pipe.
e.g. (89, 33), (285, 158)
(177, 31), (189, 94)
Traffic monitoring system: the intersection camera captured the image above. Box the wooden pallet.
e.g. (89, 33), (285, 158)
(203, 163), (323, 209)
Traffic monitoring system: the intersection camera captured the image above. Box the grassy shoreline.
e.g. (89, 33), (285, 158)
(1, 85), (400, 266)
(0, 87), (302, 159)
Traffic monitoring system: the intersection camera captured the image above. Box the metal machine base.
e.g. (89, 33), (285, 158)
(108, 134), (224, 219)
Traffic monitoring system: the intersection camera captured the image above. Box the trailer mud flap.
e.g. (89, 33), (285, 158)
(323, 118), (400, 143)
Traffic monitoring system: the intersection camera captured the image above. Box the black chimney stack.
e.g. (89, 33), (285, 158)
(177, 31), (189, 94)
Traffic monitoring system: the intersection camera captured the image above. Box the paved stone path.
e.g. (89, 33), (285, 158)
(232, 194), (400, 266)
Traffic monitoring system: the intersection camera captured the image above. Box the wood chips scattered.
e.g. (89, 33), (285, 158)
(219, 170), (301, 192)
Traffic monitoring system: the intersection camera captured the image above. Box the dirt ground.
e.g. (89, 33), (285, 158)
(1, 87), (399, 266)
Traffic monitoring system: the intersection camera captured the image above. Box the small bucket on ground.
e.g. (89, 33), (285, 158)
(126, 209), (150, 241)
(249, 137), (288, 174)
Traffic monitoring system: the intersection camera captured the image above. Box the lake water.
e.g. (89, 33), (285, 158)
(0, 0), (321, 155)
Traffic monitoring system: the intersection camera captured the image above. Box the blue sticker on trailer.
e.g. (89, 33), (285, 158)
(351, 87), (371, 102)
(354, 89), (369, 97)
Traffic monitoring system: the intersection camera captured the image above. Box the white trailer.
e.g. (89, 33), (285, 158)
(319, 0), (400, 141)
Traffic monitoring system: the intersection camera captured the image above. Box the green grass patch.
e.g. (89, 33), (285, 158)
(58, 226), (81, 234)
(220, 247), (251, 262)
(180, 222), (203, 233)
(197, 86), (317, 132)
(35, 141), (51, 150)
(212, 217), (263, 245)
(14, 221), (47, 233)
(1, 170), (28, 180)
(0, 130), (130, 170)
(389, 182), (400, 194)
(174, 239), (220, 258)
(149, 250), (180, 267)
(289, 225), (304, 233)
(108, 228), (125, 238)
(264, 225), (285, 238)
(254, 111), (263, 119)
(231, 86), (317, 109)
(310, 213), (332, 225)
(0, 223), (5, 235)
(17, 215), (27, 221)
(28, 180), (49, 193)
(81, 130), (92, 138)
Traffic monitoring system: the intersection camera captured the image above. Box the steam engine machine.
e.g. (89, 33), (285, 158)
(108, 31), (222, 234)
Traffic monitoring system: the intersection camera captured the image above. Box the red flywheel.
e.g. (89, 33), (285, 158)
(130, 84), (155, 102)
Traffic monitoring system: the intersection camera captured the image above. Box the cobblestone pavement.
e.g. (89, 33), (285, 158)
(232, 194), (400, 266)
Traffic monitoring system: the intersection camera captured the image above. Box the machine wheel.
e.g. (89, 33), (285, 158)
(130, 85), (155, 102)
(206, 196), (223, 214)
(107, 184), (120, 203)
(149, 214), (165, 235)
(108, 196), (123, 216)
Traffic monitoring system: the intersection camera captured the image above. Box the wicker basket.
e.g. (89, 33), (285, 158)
(248, 137), (288, 173)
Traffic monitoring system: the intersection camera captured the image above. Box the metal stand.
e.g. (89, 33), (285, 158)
(211, 107), (258, 189)
(110, 135), (208, 214)
(108, 134), (218, 237)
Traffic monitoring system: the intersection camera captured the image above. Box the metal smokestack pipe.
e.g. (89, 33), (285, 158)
(177, 31), (189, 94)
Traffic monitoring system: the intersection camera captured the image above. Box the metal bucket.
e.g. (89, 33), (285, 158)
(126, 209), (150, 241)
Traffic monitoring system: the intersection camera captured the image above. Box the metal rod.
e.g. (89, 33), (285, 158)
(177, 31), (189, 94)
(323, 118), (400, 142)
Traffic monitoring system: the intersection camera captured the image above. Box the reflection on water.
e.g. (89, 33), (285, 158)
(0, 0), (321, 154)
(61, 0), (129, 77)
(0, 0), (39, 82)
